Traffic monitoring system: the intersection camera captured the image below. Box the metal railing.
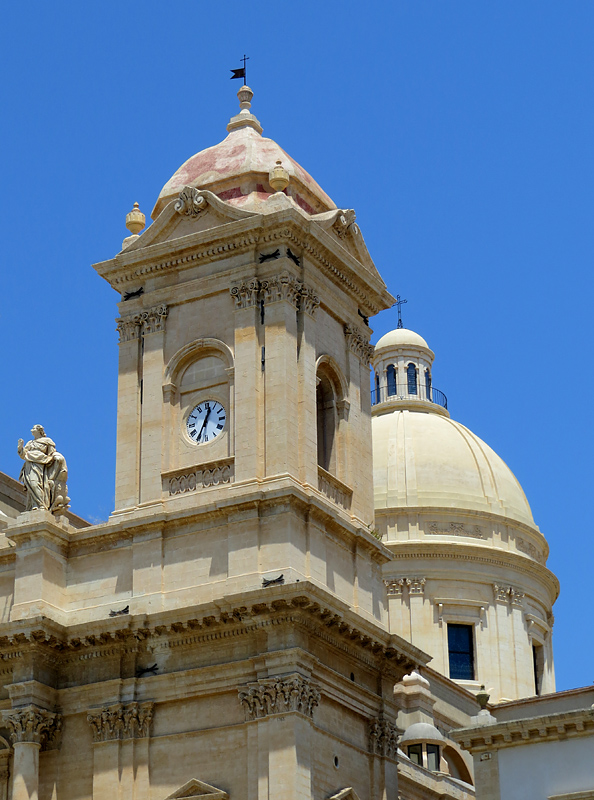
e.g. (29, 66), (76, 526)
(371, 383), (448, 410)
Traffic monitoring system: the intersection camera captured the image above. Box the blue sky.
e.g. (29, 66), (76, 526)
(1, 2), (592, 692)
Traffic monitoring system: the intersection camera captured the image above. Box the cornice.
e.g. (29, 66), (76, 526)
(385, 541), (559, 598)
(93, 209), (392, 315)
(0, 583), (428, 679)
(451, 706), (594, 752)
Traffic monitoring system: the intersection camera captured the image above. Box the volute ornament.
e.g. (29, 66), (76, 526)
(175, 187), (208, 217)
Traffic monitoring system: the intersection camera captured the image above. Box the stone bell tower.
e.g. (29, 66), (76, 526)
(0, 86), (429, 800)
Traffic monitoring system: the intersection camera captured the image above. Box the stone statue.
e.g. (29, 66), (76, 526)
(17, 425), (70, 515)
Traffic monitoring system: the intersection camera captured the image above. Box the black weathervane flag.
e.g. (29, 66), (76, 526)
(230, 54), (249, 85)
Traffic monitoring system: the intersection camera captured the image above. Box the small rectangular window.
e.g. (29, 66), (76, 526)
(533, 643), (544, 695)
(426, 744), (440, 771)
(448, 623), (475, 680)
(407, 744), (422, 766)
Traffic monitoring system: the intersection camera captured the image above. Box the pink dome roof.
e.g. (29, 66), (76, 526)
(151, 88), (336, 219)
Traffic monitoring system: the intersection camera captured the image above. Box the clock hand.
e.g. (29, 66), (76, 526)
(197, 407), (212, 442)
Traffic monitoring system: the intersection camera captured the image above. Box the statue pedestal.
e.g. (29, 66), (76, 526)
(6, 511), (71, 624)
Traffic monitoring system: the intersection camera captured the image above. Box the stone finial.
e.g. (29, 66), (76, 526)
(269, 160), (289, 193)
(126, 202), (146, 235)
(476, 685), (490, 710)
(227, 85), (263, 135)
(237, 85), (254, 111)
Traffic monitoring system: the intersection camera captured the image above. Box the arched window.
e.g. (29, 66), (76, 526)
(425, 368), (431, 401)
(407, 362), (418, 395)
(375, 372), (381, 404)
(387, 364), (397, 396)
(317, 374), (337, 473)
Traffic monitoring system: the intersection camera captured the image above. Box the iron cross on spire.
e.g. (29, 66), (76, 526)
(395, 295), (408, 329)
(230, 54), (249, 85)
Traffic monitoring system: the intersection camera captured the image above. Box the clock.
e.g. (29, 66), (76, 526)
(186, 400), (227, 444)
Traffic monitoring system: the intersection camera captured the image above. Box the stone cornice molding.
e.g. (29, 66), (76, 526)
(116, 304), (169, 342)
(387, 544), (559, 600)
(238, 673), (320, 720)
(452, 707), (594, 753)
(87, 701), (154, 742)
(368, 716), (401, 759)
(95, 212), (392, 315)
(0, 585), (428, 682)
(344, 324), (374, 365)
(3, 705), (62, 749)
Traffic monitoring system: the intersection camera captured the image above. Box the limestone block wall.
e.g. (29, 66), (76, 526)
(1, 498), (389, 629)
(382, 513), (557, 702)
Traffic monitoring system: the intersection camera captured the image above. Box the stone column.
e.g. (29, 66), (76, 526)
(115, 313), (142, 510)
(4, 706), (61, 800)
(139, 306), (168, 506)
(297, 284), (319, 487)
(261, 272), (301, 478)
(369, 717), (401, 800)
(344, 325), (375, 525)
(231, 278), (264, 482)
(239, 674), (320, 800)
(87, 702), (154, 800)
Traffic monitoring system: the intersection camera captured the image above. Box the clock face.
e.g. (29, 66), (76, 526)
(186, 400), (227, 444)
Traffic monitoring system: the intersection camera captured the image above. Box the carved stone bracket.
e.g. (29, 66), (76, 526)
(369, 716), (401, 759)
(4, 705), (62, 750)
(117, 304), (169, 342)
(238, 673), (320, 721)
(344, 324), (374, 365)
(493, 584), (525, 607)
(87, 702), (154, 742)
(174, 187), (208, 217)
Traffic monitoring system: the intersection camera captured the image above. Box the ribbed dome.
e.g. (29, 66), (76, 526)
(152, 87), (335, 220)
(372, 409), (534, 526)
(375, 328), (430, 351)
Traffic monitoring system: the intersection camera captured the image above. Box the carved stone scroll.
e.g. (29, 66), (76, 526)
(369, 717), (400, 759)
(238, 673), (320, 721)
(344, 324), (374, 365)
(334, 209), (358, 239)
(174, 187), (208, 217)
(87, 702), (154, 742)
(4, 705), (62, 749)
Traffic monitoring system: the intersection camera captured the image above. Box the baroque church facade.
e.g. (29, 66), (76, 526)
(1, 85), (588, 800)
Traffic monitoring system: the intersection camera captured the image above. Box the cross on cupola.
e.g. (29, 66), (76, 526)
(395, 295), (407, 329)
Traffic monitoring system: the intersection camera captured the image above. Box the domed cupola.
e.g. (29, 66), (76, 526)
(372, 327), (448, 417)
(373, 322), (559, 704)
(152, 86), (337, 219)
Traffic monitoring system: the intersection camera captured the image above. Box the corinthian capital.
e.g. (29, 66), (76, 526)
(87, 701), (154, 742)
(238, 673), (320, 721)
(4, 705), (62, 749)
(344, 324), (374, 365)
(369, 716), (401, 759)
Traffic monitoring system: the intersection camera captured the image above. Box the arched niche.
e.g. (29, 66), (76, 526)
(162, 338), (235, 474)
(315, 355), (349, 479)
